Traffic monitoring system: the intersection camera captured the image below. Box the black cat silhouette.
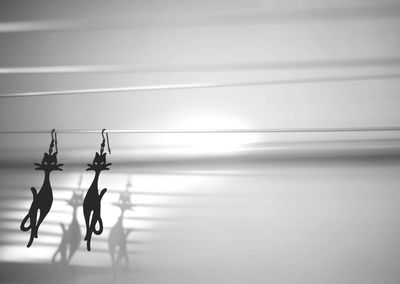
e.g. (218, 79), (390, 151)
(83, 152), (111, 251)
(20, 152), (63, 247)
(52, 190), (83, 265)
(108, 191), (134, 268)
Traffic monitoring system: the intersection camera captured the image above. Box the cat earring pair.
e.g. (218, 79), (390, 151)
(21, 129), (112, 249)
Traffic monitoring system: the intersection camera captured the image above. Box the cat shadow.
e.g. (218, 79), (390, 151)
(52, 190), (83, 266)
(108, 190), (134, 277)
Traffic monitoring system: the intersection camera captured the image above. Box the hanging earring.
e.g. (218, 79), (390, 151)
(20, 129), (63, 247)
(83, 129), (112, 251)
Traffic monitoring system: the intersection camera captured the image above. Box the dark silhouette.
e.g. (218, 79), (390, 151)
(108, 186), (134, 270)
(52, 189), (83, 265)
(83, 130), (111, 251)
(20, 130), (63, 247)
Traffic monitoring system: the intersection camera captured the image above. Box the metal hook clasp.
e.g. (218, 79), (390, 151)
(49, 129), (58, 154)
(100, 129), (111, 155)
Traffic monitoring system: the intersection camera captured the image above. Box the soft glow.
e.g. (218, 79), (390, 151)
(163, 115), (259, 154)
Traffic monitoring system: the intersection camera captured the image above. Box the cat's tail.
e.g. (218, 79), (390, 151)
(20, 187), (39, 247)
(52, 225), (67, 266)
(21, 209), (38, 247)
(51, 247), (67, 266)
(92, 216), (103, 235)
(86, 214), (103, 251)
(51, 248), (61, 264)
(93, 188), (106, 236)
(84, 212), (93, 251)
(20, 187), (38, 232)
(125, 229), (133, 237)
(26, 224), (36, 248)
(20, 214), (33, 232)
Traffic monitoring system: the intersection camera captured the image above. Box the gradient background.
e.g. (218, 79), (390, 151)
(1, 0), (400, 283)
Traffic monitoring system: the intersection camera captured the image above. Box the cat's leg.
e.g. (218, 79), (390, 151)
(116, 249), (123, 266)
(87, 211), (103, 251)
(68, 247), (77, 264)
(68, 237), (81, 263)
(86, 231), (92, 251)
(83, 209), (91, 241)
(90, 189), (107, 237)
(60, 244), (67, 266)
(26, 210), (38, 247)
(35, 209), (46, 238)
(86, 210), (98, 251)
(109, 244), (116, 267)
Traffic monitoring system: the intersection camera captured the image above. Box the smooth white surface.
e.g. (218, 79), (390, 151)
(0, 0), (400, 283)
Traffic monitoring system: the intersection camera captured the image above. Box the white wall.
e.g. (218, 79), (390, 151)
(0, 0), (400, 283)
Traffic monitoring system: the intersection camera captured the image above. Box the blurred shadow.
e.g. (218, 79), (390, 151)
(108, 180), (134, 279)
(51, 188), (83, 266)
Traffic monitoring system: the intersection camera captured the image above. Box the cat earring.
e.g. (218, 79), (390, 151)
(20, 129), (63, 247)
(83, 129), (112, 251)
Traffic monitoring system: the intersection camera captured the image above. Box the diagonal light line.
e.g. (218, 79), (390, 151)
(0, 73), (400, 99)
(1, 57), (400, 74)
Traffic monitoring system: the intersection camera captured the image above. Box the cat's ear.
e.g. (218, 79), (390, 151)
(49, 152), (57, 163)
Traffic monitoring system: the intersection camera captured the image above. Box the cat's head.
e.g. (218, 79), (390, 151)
(86, 152), (112, 172)
(67, 191), (83, 208)
(35, 152), (63, 172)
(113, 191), (134, 212)
(119, 191), (131, 204)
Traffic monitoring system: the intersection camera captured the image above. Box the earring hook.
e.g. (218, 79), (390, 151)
(49, 129), (58, 154)
(100, 129), (111, 155)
